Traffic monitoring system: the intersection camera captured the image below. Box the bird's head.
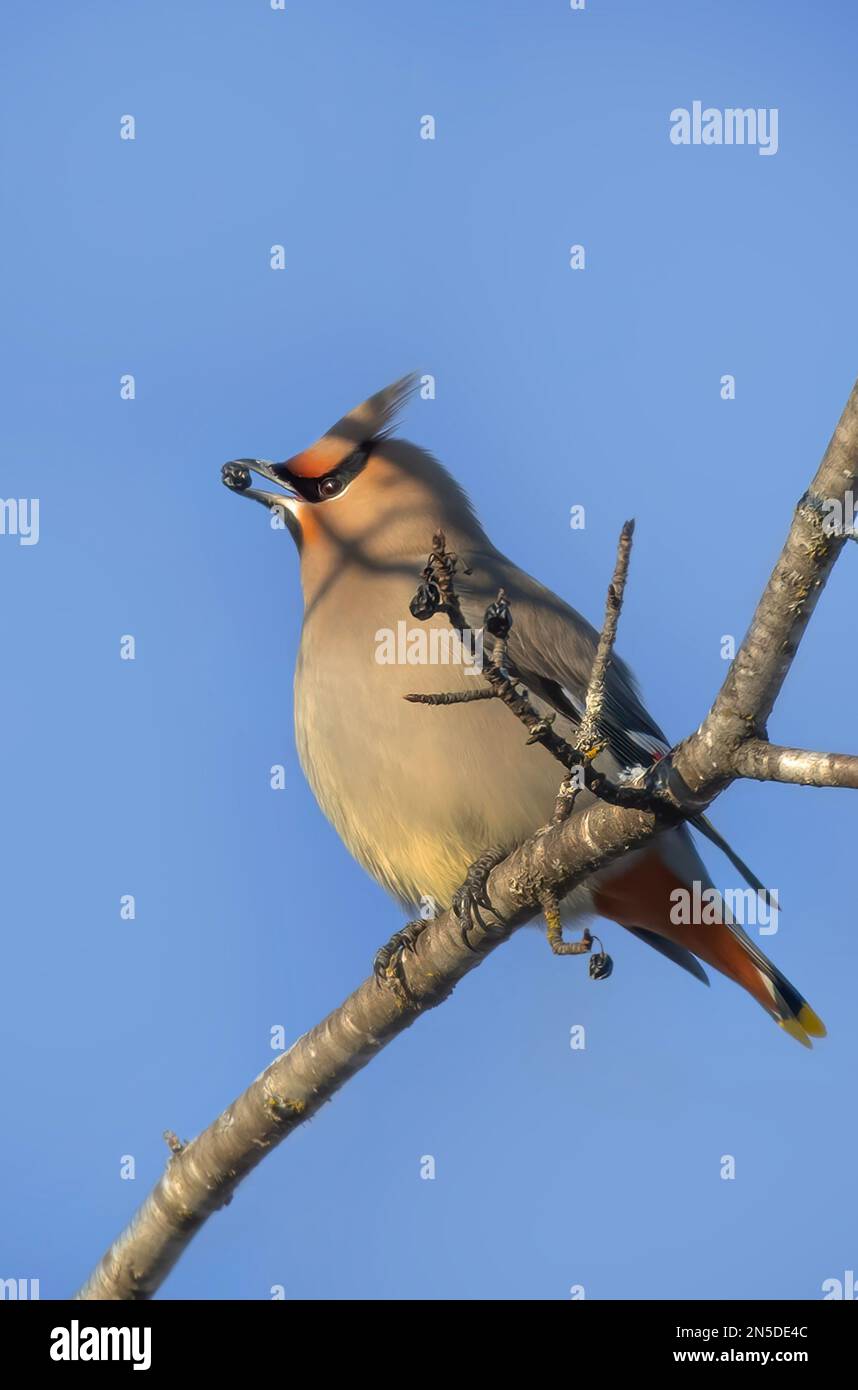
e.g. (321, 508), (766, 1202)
(222, 375), (485, 571)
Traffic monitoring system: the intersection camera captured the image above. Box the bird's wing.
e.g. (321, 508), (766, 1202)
(457, 548), (768, 906)
(457, 551), (670, 774)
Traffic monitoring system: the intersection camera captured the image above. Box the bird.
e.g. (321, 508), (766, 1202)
(222, 374), (826, 1047)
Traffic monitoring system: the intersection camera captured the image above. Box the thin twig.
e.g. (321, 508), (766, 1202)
(576, 519), (635, 755)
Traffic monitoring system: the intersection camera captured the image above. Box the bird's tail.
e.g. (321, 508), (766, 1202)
(705, 917), (827, 1047)
(593, 848), (827, 1046)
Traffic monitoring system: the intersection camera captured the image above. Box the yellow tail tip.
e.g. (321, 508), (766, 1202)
(779, 1017), (812, 1048)
(798, 1004), (827, 1039)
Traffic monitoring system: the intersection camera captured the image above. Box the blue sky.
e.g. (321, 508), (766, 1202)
(2, 0), (857, 1300)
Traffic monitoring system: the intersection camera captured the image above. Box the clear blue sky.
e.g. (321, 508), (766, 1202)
(2, 0), (856, 1300)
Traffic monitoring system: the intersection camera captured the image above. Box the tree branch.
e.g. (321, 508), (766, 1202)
(75, 377), (858, 1300)
(671, 380), (858, 797)
(732, 741), (858, 789)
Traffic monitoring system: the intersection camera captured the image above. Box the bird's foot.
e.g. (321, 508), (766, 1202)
(542, 895), (613, 978)
(452, 846), (507, 949)
(373, 919), (428, 1000)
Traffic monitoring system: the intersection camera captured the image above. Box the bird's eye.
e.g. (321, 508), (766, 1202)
(318, 475), (345, 499)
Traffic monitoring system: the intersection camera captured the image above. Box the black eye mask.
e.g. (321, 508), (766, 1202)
(270, 442), (372, 503)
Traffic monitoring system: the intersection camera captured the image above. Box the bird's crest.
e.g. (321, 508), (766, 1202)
(324, 373), (419, 446)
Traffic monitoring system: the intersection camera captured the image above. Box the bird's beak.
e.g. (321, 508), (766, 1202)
(221, 458), (299, 511)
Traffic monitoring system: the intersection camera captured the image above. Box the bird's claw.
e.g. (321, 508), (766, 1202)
(373, 920), (427, 1000)
(452, 847), (507, 949)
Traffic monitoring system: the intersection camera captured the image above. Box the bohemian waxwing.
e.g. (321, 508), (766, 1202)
(223, 375), (826, 1046)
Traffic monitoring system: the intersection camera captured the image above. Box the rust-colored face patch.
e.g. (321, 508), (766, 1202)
(272, 438), (373, 506)
(285, 438), (353, 479)
(293, 505), (319, 546)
